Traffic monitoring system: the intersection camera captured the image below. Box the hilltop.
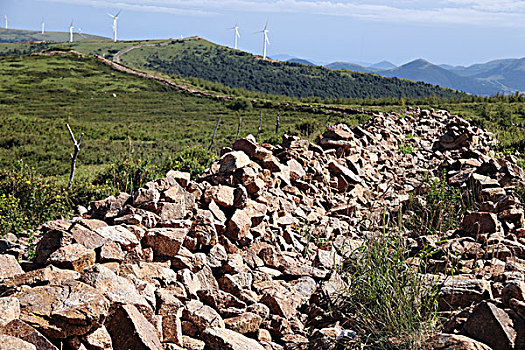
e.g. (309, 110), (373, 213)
(111, 37), (465, 99)
(0, 27), (108, 43)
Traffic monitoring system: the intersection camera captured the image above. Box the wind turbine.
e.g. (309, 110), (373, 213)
(41, 18), (45, 34)
(69, 21), (74, 42)
(4, 15), (7, 29)
(229, 23), (240, 49)
(77, 28), (87, 39)
(108, 10), (121, 42)
(257, 19), (270, 59)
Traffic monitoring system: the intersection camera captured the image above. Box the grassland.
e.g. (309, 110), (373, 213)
(0, 28), (107, 43)
(0, 52), (354, 177)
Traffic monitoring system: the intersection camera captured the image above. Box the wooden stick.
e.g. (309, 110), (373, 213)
(66, 123), (84, 189)
(236, 117), (242, 140)
(208, 117), (221, 150)
(275, 112), (280, 135)
(256, 111), (262, 139)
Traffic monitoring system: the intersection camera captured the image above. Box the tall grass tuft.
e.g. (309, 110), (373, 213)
(337, 229), (440, 349)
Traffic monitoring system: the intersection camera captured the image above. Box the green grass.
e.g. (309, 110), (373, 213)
(0, 27), (107, 43)
(0, 52), (347, 177)
(115, 37), (465, 100)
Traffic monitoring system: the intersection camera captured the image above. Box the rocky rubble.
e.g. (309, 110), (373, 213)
(1, 108), (525, 349)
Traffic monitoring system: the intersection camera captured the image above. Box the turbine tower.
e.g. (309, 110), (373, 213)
(4, 15), (7, 29)
(41, 18), (45, 34)
(69, 21), (74, 42)
(229, 24), (240, 49)
(108, 10), (121, 42)
(257, 20), (270, 59)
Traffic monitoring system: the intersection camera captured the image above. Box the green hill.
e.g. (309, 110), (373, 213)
(115, 38), (465, 99)
(0, 52), (349, 176)
(0, 27), (108, 43)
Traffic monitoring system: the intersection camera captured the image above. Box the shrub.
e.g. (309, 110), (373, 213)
(405, 172), (466, 237)
(0, 161), (111, 236)
(337, 230), (440, 349)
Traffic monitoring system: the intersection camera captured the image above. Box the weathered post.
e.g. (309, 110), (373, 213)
(66, 123), (84, 189)
(275, 112), (280, 135)
(236, 117), (242, 140)
(256, 111), (262, 139)
(208, 117), (221, 150)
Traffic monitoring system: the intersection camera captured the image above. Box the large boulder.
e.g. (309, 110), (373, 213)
(202, 327), (265, 350)
(15, 280), (110, 339)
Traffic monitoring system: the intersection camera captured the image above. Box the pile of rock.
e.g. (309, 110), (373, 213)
(1, 108), (525, 349)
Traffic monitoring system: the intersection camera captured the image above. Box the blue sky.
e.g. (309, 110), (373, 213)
(2, 0), (525, 66)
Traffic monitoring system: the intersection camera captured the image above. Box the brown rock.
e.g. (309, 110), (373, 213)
(162, 314), (183, 345)
(166, 170), (191, 188)
(425, 334), (491, 350)
(182, 336), (205, 350)
(48, 243), (96, 272)
(0, 255), (24, 280)
(105, 304), (162, 350)
(133, 188), (160, 207)
(327, 160), (361, 184)
(461, 212), (501, 235)
(16, 280), (110, 339)
(463, 302), (516, 350)
(34, 229), (73, 265)
(143, 228), (187, 257)
(202, 327), (265, 350)
(439, 278), (492, 311)
(226, 209), (252, 240)
(224, 312), (263, 334)
(0, 319), (58, 350)
(0, 335), (36, 350)
(82, 326), (113, 350)
(220, 151), (251, 173)
(0, 297), (20, 327)
(182, 300), (224, 332)
(95, 225), (140, 248)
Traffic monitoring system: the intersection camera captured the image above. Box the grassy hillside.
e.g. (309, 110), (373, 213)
(0, 27), (107, 43)
(0, 52), (352, 177)
(116, 38), (465, 99)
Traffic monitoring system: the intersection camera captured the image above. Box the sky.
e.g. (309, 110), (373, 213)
(2, 0), (525, 66)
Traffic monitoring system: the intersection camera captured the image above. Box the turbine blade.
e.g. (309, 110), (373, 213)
(264, 18), (269, 30)
(115, 10), (121, 17)
(108, 13), (114, 18)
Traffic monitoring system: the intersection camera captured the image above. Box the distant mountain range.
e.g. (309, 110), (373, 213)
(0, 28), (108, 43)
(278, 55), (524, 96)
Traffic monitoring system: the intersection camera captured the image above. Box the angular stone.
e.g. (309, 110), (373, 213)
(224, 312), (263, 334)
(287, 159), (306, 181)
(133, 188), (160, 207)
(143, 228), (187, 257)
(425, 334), (491, 350)
(34, 229), (73, 265)
(99, 241), (125, 262)
(439, 278), (492, 311)
(202, 327), (265, 350)
(0, 319), (58, 350)
(166, 170), (191, 188)
(327, 160), (361, 184)
(207, 185), (236, 208)
(226, 209), (252, 241)
(220, 151), (251, 173)
(181, 336), (205, 350)
(0, 297), (20, 327)
(15, 280), (109, 339)
(81, 265), (151, 314)
(157, 202), (188, 222)
(0, 335), (36, 350)
(82, 326), (113, 350)
(461, 212), (500, 235)
(0, 255), (23, 280)
(463, 302), (516, 350)
(96, 226), (139, 248)
(105, 304), (162, 350)
(182, 300), (224, 332)
(48, 243), (96, 272)
(161, 314), (183, 345)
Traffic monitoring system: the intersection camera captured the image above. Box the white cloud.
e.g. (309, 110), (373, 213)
(39, 0), (525, 27)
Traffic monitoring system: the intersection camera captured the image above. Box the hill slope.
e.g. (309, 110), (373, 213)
(0, 28), (108, 43)
(0, 52), (345, 175)
(381, 59), (506, 96)
(116, 38), (464, 99)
